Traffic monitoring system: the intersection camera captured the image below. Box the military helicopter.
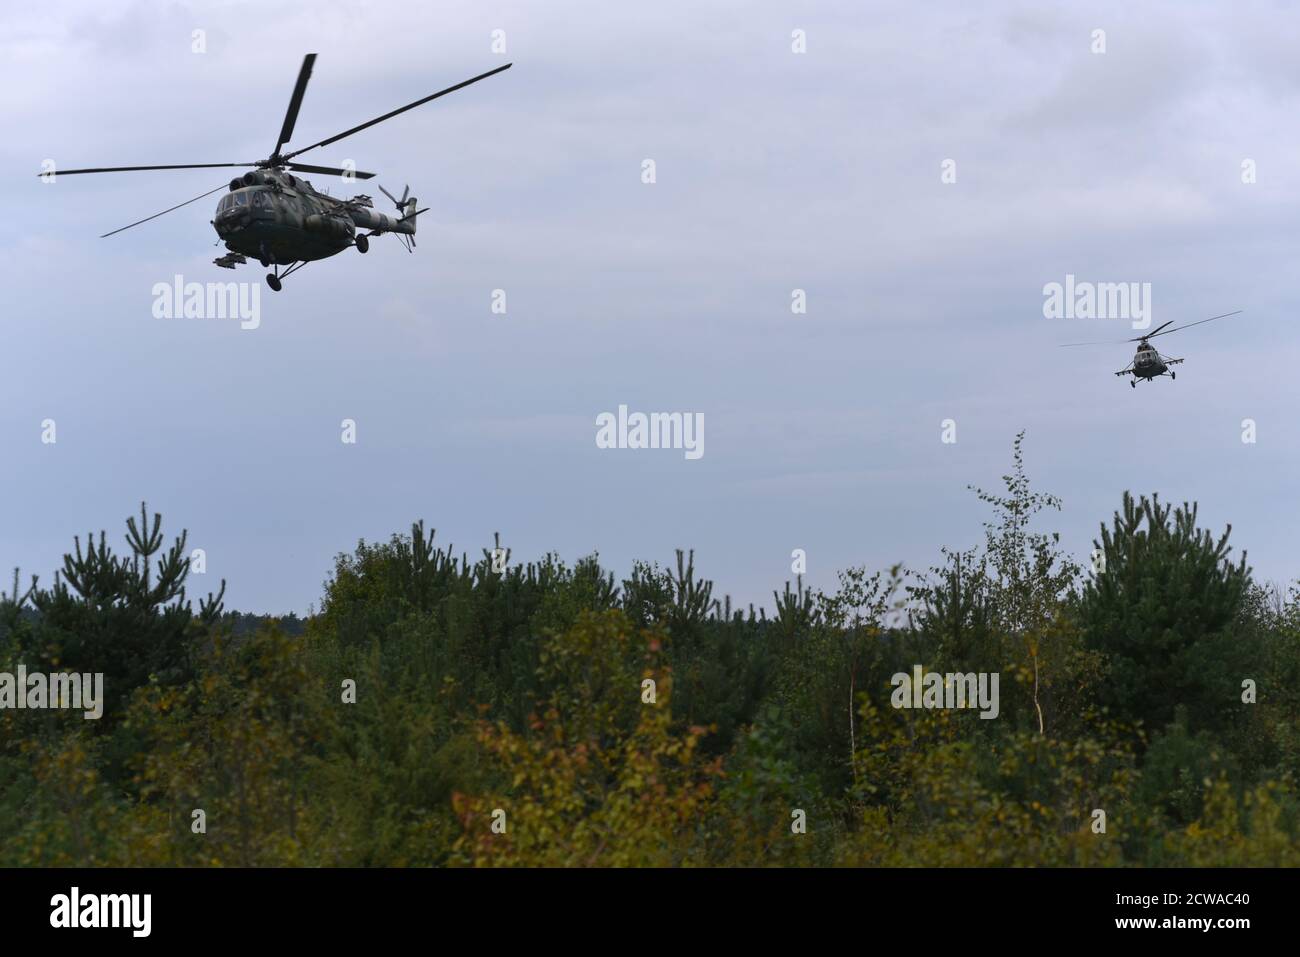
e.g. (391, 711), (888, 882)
(1060, 310), (1243, 387)
(40, 54), (511, 291)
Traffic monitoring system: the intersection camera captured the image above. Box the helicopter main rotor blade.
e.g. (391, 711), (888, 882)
(285, 161), (376, 179)
(273, 54), (316, 159)
(1058, 337), (1134, 347)
(282, 63), (512, 161)
(1060, 310), (1243, 347)
(1145, 310), (1243, 339)
(1128, 320), (1175, 341)
(99, 182), (231, 238)
(40, 163), (254, 177)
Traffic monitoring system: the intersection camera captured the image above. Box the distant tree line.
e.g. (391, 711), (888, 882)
(2, 434), (1297, 866)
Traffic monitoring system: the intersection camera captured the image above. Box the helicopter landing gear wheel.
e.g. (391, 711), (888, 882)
(1130, 379), (1136, 388)
(355, 234), (369, 254)
(266, 260), (304, 290)
(1171, 371), (1176, 380)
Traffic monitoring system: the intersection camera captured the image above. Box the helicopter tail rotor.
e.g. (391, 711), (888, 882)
(379, 184), (422, 249)
(378, 183), (409, 209)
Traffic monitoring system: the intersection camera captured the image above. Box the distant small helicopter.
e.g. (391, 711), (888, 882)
(1059, 310), (1243, 387)
(40, 54), (511, 291)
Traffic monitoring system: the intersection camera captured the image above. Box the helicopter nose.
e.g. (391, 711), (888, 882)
(214, 208), (250, 235)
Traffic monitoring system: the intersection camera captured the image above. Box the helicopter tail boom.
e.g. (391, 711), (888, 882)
(347, 204), (417, 235)
(338, 184), (425, 252)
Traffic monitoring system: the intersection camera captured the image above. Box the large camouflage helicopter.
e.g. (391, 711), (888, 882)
(41, 54), (511, 291)
(1060, 310), (1243, 387)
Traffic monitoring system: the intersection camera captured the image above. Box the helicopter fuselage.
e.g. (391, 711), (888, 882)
(1066, 310), (1241, 385)
(1117, 341), (1184, 386)
(43, 54), (509, 290)
(211, 170), (416, 266)
(1131, 344), (1166, 378)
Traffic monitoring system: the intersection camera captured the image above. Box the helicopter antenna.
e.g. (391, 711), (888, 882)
(100, 182), (230, 238)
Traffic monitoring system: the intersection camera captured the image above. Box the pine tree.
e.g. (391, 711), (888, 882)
(1079, 492), (1252, 738)
(22, 502), (225, 722)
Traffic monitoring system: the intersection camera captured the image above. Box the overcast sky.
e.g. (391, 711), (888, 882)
(3, 0), (1298, 615)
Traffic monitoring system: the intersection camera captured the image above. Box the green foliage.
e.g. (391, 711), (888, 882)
(5, 503), (224, 726)
(2, 438), (1298, 867)
(451, 611), (719, 867)
(840, 695), (1133, 866)
(123, 625), (321, 865)
(1134, 712), (1239, 827)
(912, 433), (1100, 739)
(710, 706), (828, 865)
(1079, 492), (1254, 738)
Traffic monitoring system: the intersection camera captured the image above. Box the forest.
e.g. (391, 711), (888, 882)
(2, 433), (1298, 867)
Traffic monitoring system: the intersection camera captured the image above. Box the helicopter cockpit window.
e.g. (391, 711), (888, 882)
(233, 193), (248, 207)
(217, 195), (232, 212)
